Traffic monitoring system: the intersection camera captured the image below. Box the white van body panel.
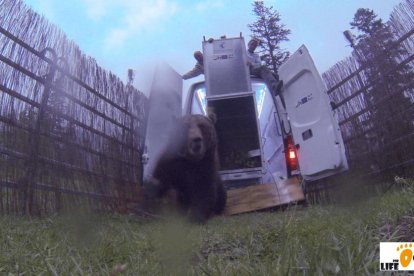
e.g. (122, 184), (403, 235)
(143, 63), (183, 179)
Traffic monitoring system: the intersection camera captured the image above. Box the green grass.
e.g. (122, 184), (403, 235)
(0, 181), (413, 275)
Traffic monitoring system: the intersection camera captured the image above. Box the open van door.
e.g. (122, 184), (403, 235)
(143, 63), (183, 179)
(278, 45), (348, 181)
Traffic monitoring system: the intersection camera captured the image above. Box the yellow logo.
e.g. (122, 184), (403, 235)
(397, 243), (413, 268)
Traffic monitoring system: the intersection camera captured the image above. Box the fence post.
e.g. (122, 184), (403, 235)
(52, 57), (69, 213)
(126, 70), (139, 206)
(19, 47), (58, 215)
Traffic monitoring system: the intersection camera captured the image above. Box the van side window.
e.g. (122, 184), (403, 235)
(190, 85), (207, 115)
(252, 81), (266, 118)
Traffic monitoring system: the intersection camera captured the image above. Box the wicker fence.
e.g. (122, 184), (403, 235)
(0, 0), (148, 215)
(322, 0), (414, 180)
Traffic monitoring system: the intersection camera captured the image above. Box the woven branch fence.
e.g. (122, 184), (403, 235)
(322, 0), (414, 181)
(0, 0), (148, 215)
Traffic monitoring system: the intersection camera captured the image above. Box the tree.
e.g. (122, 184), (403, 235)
(351, 8), (383, 36)
(248, 1), (290, 73)
(349, 8), (414, 172)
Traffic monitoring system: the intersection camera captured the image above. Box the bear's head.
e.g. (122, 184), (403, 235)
(171, 114), (217, 162)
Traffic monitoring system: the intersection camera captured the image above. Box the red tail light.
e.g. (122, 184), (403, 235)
(289, 149), (296, 159)
(285, 135), (299, 173)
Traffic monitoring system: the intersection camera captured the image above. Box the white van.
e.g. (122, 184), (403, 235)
(144, 36), (348, 215)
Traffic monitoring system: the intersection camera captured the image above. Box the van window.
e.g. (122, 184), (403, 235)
(189, 80), (267, 118)
(190, 83), (207, 115)
(253, 82), (266, 117)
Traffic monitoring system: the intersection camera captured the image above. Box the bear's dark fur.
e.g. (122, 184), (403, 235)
(144, 114), (226, 223)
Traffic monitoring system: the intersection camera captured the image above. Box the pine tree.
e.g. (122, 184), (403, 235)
(248, 1), (290, 73)
(349, 8), (414, 172)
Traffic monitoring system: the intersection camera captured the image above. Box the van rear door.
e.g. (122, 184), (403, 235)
(143, 63), (183, 179)
(278, 45), (348, 181)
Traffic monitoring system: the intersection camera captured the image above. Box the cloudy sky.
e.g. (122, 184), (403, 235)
(23, 0), (402, 95)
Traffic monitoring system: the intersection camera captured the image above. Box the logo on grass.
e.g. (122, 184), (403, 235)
(380, 242), (414, 271)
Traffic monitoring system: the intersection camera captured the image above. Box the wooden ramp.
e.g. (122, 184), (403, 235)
(224, 177), (305, 215)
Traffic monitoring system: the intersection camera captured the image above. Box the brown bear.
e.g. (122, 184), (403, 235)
(144, 114), (226, 223)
